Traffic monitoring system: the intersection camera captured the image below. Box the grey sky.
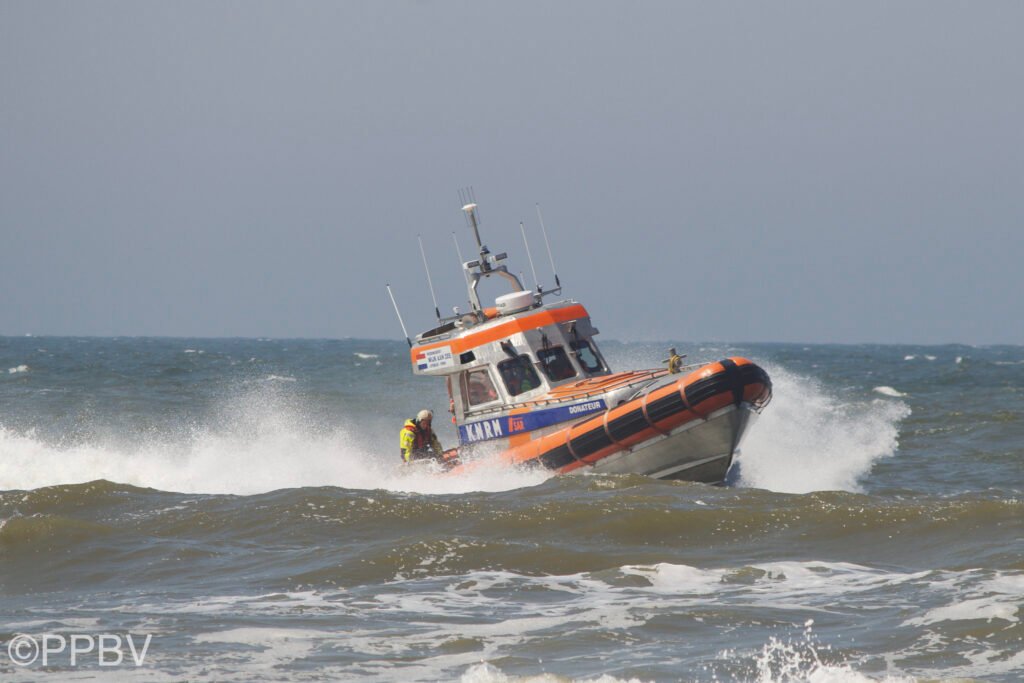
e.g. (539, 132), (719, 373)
(2, 1), (1021, 344)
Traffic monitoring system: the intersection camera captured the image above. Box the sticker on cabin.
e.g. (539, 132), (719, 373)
(416, 346), (454, 371)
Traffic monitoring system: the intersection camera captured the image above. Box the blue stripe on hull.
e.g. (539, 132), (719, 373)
(459, 399), (607, 445)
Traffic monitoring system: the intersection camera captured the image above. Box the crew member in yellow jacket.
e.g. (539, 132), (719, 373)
(399, 409), (443, 462)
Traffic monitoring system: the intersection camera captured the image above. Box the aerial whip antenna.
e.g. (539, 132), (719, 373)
(459, 188), (472, 227)
(386, 284), (412, 347)
(452, 232), (475, 309)
(417, 234), (442, 321)
(458, 187), (482, 234)
(452, 231), (470, 282)
(519, 221), (540, 291)
(536, 203), (561, 289)
(463, 201), (483, 252)
(459, 187), (486, 257)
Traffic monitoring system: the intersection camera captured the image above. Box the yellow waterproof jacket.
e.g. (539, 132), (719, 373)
(399, 419), (442, 462)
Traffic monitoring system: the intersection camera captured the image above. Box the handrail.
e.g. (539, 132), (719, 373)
(460, 362), (710, 420)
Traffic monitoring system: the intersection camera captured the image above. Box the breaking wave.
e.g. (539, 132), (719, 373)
(0, 386), (549, 496)
(0, 424), (549, 496)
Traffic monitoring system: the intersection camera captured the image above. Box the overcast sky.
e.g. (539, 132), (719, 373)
(2, 1), (1021, 344)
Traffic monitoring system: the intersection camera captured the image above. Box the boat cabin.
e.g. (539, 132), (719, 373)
(409, 297), (610, 425)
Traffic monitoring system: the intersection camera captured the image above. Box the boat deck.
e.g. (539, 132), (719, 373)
(542, 368), (667, 402)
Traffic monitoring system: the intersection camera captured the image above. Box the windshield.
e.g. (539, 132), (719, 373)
(570, 339), (605, 374)
(537, 346), (577, 382)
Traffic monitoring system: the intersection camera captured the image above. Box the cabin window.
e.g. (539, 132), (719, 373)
(498, 355), (542, 397)
(537, 346), (577, 382)
(570, 339), (605, 373)
(464, 369), (499, 407)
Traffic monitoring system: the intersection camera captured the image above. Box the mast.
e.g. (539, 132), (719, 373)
(460, 201), (524, 313)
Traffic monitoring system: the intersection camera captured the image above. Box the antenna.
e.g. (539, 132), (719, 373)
(460, 187), (480, 223)
(386, 284), (412, 347)
(417, 234), (441, 321)
(463, 201), (483, 252)
(458, 188), (470, 226)
(459, 187), (486, 256)
(536, 203), (561, 289)
(471, 187), (481, 224)
(519, 221), (540, 291)
(458, 187), (481, 232)
(452, 232), (472, 298)
(453, 190), (524, 312)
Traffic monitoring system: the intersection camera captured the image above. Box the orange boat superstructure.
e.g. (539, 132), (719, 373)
(406, 202), (771, 483)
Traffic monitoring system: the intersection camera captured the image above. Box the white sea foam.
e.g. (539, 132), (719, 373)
(461, 663), (651, 682)
(36, 561), (1013, 682)
(738, 366), (910, 494)
(910, 597), (1018, 625)
(906, 571), (1023, 626)
(614, 561), (933, 606)
(2, 617), (101, 631)
(872, 386), (907, 398)
(0, 386), (549, 496)
(621, 562), (723, 594)
(194, 627), (328, 670)
(7, 365), (29, 374)
(355, 352), (380, 359)
(244, 563), (930, 682)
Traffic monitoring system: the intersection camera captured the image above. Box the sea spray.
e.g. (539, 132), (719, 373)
(0, 382), (550, 496)
(1, 361), (908, 497)
(737, 366), (910, 494)
(747, 621), (916, 683)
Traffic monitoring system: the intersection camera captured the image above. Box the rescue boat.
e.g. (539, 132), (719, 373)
(404, 202), (772, 484)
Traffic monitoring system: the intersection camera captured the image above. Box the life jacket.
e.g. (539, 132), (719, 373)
(402, 419), (430, 450)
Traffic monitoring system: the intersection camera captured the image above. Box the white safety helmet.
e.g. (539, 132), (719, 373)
(416, 409), (434, 423)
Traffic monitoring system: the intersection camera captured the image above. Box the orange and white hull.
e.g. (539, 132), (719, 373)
(444, 357), (772, 484)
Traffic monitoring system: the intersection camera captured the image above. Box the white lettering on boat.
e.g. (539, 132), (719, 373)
(569, 401), (604, 415)
(464, 418), (504, 443)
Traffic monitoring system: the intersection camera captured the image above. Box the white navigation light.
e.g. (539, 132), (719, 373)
(462, 203), (477, 213)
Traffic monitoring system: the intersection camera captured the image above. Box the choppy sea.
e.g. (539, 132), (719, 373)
(0, 336), (1021, 682)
